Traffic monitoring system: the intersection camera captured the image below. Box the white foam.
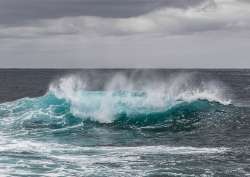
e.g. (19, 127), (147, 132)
(0, 134), (230, 177)
(0, 133), (229, 156)
(48, 73), (231, 123)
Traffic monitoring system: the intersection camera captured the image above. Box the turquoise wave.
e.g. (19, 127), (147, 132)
(0, 91), (228, 133)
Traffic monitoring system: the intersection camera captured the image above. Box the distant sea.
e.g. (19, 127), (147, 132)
(0, 69), (249, 177)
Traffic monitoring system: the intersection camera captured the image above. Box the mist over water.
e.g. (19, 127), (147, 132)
(48, 72), (230, 123)
(0, 69), (249, 177)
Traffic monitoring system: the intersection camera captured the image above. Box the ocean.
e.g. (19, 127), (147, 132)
(0, 69), (249, 177)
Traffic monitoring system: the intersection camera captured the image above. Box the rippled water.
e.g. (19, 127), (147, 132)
(0, 69), (249, 177)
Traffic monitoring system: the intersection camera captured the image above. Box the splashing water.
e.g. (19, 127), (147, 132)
(2, 70), (250, 177)
(47, 73), (230, 123)
(0, 72), (232, 135)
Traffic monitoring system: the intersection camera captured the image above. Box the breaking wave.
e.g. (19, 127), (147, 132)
(0, 72), (232, 132)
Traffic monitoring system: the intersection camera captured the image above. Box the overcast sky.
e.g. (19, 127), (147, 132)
(0, 0), (250, 68)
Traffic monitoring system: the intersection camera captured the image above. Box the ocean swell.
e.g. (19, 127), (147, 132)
(0, 73), (231, 131)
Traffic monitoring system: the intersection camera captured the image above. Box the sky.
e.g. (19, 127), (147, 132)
(0, 0), (250, 68)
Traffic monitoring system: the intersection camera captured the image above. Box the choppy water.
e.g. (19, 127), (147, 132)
(0, 69), (250, 177)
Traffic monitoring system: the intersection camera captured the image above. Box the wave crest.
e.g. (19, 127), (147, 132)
(48, 73), (230, 123)
(0, 72), (231, 132)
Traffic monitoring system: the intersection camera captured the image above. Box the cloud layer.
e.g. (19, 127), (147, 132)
(0, 0), (250, 68)
(0, 0), (250, 38)
(0, 0), (206, 25)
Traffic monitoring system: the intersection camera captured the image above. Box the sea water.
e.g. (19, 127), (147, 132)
(0, 69), (249, 177)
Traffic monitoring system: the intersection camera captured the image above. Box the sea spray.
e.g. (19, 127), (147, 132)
(0, 72), (231, 133)
(0, 69), (249, 177)
(47, 72), (231, 123)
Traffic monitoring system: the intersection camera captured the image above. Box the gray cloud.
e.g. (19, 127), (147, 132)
(0, 0), (207, 26)
(0, 0), (250, 68)
(0, 0), (250, 38)
(1, 31), (250, 68)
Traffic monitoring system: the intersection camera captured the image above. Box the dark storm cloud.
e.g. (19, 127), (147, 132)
(0, 0), (207, 25)
(1, 0), (250, 38)
(0, 0), (250, 68)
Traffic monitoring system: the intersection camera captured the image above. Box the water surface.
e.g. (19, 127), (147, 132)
(0, 69), (249, 177)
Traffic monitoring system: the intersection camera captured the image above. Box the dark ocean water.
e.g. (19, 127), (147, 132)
(0, 69), (249, 177)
